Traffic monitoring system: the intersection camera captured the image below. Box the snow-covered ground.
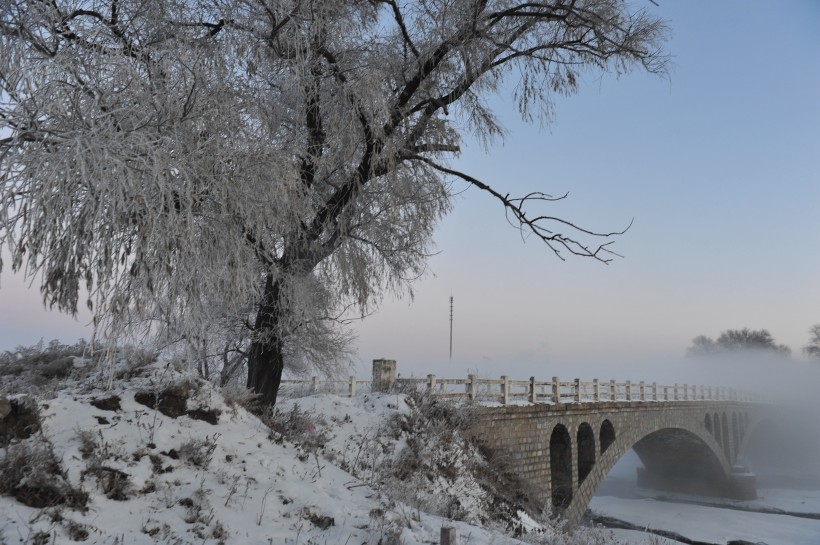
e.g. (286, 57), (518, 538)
(3, 354), (818, 545)
(1, 357), (662, 545)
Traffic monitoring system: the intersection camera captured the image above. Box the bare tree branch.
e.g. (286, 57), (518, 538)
(407, 154), (627, 262)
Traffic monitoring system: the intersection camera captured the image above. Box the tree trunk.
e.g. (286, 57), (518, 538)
(246, 275), (285, 409)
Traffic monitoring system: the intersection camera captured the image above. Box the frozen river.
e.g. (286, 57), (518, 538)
(589, 450), (820, 545)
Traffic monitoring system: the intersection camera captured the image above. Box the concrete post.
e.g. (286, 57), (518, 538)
(311, 376), (319, 393)
(652, 382), (658, 401)
(610, 379), (617, 401)
(626, 380), (633, 402)
(552, 376), (561, 404)
(663, 386), (669, 401)
(371, 359), (397, 392)
(684, 384), (689, 401)
(593, 379), (600, 402)
(441, 527), (458, 545)
(501, 376), (509, 405)
(467, 374), (476, 400)
(674, 383), (679, 401)
(427, 374), (437, 394)
(349, 375), (356, 397)
(529, 377), (537, 403)
(574, 378), (581, 402)
(639, 381), (646, 401)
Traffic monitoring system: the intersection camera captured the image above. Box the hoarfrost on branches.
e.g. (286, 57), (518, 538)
(1, 0), (668, 406)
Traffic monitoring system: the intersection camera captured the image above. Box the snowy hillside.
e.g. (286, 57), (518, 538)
(0, 348), (665, 545)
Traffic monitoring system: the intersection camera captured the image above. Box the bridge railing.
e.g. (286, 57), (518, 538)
(280, 373), (761, 405)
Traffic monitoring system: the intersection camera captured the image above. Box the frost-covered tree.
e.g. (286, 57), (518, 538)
(687, 328), (791, 358)
(804, 324), (820, 360)
(1, 0), (668, 407)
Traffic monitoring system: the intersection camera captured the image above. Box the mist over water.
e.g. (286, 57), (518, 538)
(687, 353), (820, 485)
(590, 352), (820, 498)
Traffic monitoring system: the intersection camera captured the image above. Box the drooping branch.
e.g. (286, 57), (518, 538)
(0, 0), (669, 406)
(408, 155), (628, 262)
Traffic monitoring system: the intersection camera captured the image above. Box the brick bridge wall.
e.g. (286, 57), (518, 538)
(471, 400), (760, 525)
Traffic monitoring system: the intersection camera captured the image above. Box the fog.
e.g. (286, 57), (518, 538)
(585, 352), (820, 500)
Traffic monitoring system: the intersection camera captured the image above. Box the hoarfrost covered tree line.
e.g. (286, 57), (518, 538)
(805, 324), (820, 360)
(687, 328), (792, 359)
(0, 0), (668, 407)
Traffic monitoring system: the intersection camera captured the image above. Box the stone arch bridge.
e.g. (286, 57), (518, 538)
(290, 361), (769, 526)
(470, 399), (763, 525)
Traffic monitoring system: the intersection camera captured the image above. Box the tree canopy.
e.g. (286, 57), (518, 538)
(687, 328), (792, 358)
(804, 325), (820, 360)
(1, 0), (668, 406)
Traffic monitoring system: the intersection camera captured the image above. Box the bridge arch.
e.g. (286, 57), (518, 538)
(469, 401), (756, 525)
(732, 413), (740, 461)
(599, 420), (615, 454)
(565, 411), (731, 524)
(550, 424), (573, 510)
(735, 411), (783, 469)
(713, 411), (722, 445)
(577, 423), (595, 484)
(721, 413), (730, 460)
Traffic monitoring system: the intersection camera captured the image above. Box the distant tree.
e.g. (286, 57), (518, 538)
(687, 335), (717, 357)
(687, 328), (791, 358)
(804, 325), (820, 360)
(0, 0), (669, 408)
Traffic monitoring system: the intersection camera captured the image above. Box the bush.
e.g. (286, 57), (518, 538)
(0, 436), (88, 509)
(0, 339), (96, 396)
(373, 394), (543, 531)
(266, 403), (329, 454)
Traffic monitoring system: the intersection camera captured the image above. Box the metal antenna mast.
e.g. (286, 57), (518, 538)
(449, 296), (453, 361)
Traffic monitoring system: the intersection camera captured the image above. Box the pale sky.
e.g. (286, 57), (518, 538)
(1, 1), (818, 385)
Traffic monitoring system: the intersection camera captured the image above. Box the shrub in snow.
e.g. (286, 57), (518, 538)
(266, 403), (330, 456)
(0, 435), (88, 509)
(338, 392), (546, 533)
(176, 435), (220, 469)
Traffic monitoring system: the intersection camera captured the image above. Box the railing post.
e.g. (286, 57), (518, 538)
(707, 386), (712, 400)
(684, 384), (689, 401)
(626, 380), (633, 402)
(441, 527), (458, 545)
(501, 376), (510, 405)
(574, 378), (581, 402)
(428, 374), (437, 394)
(467, 374), (476, 401)
(529, 377), (537, 403)
(593, 379), (600, 402)
(610, 379), (617, 401)
(311, 376), (319, 393)
(652, 382), (658, 401)
(372, 359), (397, 392)
(639, 381), (646, 401)
(674, 383), (679, 401)
(552, 376), (561, 404)
(349, 375), (356, 397)
(663, 385), (669, 401)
